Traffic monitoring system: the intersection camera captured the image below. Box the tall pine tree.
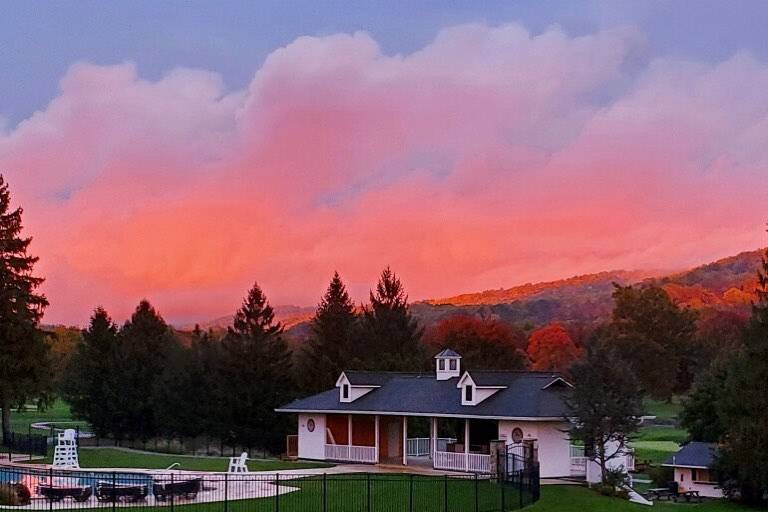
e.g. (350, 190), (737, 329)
(0, 175), (50, 439)
(299, 272), (359, 393)
(216, 282), (294, 451)
(358, 267), (424, 371)
(115, 300), (177, 440)
(62, 308), (121, 437)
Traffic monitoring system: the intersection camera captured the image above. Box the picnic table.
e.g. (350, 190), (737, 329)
(646, 488), (702, 502)
(646, 487), (677, 501)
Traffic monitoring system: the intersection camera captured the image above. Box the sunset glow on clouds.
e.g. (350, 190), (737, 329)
(2, 22), (767, 325)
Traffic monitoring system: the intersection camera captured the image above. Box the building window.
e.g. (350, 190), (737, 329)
(465, 385), (473, 402)
(511, 428), (524, 444)
(342, 384), (349, 399)
(449, 359), (457, 371)
(438, 359), (445, 371)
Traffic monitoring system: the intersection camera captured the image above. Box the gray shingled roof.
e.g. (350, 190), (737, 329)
(278, 371), (569, 419)
(663, 442), (717, 468)
(434, 349), (461, 358)
(343, 371), (418, 386)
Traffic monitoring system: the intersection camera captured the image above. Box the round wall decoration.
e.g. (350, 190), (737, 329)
(511, 427), (524, 443)
(306, 419), (316, 432)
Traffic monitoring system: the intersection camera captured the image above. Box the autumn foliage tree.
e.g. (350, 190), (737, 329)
(527, 322), (582, 373)
(423, 315), (527, 370)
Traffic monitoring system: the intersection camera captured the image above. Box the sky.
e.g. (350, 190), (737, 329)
(1, 1), (767, 326)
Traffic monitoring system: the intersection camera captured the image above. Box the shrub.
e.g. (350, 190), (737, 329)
(0, 484), (31, 506)
(648, 465), (674, 487)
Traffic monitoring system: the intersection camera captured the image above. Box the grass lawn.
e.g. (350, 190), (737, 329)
(529, 485), (747, 512)
(28, 447), (331, 472)
(632, 441), (681, 466)
(634, 426), (688, 443)
(643, 397), (685, 421)
(9, 400), (88, 433)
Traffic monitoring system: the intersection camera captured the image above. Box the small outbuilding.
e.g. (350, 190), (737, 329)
(662, 442), (722, 498)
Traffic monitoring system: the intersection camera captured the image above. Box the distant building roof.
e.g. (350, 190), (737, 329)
(277, 371), (570, 420)
(663, 442), (717, 469)
(434, 349), (461, 358)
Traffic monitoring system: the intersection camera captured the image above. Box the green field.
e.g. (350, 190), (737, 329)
(642, 397), (684, 421)
(528, 485), (747, 512)
(9, 400), (88, 433)
(27, 447), (330, 472)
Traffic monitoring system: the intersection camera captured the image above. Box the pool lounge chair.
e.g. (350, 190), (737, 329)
(38, 484), (93, 503)
(95, 481), (148, 502)
(152, 478), (202, 501)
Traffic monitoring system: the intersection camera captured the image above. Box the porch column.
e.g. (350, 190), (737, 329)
(348, 414), (353, 452)
(431, 417), (437, 459)
(402, 416), (408, 465)
(464, 419), (470, 472)
(374, 415), (380, 463)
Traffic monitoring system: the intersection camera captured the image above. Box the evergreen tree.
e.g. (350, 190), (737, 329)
(358, 267), (424, 371)
(61, 308), (121, 437)
(0, 175), (51, 439)
(216, 282), (294, 451)
(679, 358), (729, 443)
(115, 300), (177, 440)
(299, 272), (359, 393)
(606, 285), (697, 399)
(566, 334), (643, 485)
(714, 247), (768, 505)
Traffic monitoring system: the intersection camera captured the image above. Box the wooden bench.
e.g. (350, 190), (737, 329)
(679, 490), (702, 503)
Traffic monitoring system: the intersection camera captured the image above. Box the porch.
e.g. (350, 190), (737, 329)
(322, 414), (495, 473)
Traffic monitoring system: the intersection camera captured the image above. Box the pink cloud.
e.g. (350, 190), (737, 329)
(0, 22), (766, 325)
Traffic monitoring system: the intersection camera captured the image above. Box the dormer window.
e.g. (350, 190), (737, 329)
(449, 359), (457, 371)
(439, 359), (445, 371)
(465, 385), (473, 402)
(342, 384), (349, 400)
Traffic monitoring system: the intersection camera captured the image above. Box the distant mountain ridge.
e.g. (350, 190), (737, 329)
(179, 305), (315, 332)
(183, 248), (765, 336)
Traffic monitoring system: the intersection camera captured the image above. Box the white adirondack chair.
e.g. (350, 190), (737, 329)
(227, 452), (249, 473)
(52, 429), (79, 469)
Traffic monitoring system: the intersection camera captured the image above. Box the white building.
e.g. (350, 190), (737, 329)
(277, 349), (604, 478)
(663, 442), (722, 498)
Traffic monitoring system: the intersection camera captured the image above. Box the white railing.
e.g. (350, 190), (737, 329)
(570, 445), (585, 458)
(433, 450), (490, 473)
(624, 449), (635, 471)
(570, 456), (587, 477)
(406, 437), (457, 456)
(324, 444), (377, 463)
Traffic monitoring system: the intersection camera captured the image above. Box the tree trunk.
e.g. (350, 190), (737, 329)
(598, 441), (608, 486)
(1, 398), (11, 442)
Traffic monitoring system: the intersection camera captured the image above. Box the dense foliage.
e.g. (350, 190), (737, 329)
(526, 323), (582, 373)
(423, 314), (528, 371)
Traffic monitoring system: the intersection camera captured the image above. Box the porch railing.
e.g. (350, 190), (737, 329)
(406, 437), (457, 456)
(433, 450), (490, 473)
(324, 444), (377, 463)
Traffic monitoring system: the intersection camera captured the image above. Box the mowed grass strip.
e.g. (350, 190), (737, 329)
(528, 485), (748, 512)
(28, 447), (331, 472)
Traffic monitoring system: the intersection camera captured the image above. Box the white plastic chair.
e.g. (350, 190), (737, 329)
(227, 452), (249, 473)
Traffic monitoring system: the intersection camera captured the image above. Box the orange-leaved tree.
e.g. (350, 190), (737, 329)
(527, 322), (582, 373)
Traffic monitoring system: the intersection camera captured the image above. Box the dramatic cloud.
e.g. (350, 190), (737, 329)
(1, 23), (766, 325)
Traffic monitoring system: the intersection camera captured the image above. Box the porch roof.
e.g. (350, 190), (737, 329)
(277, 371), (569, 420)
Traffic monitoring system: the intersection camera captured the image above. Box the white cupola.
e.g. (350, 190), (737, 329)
(434, 349), (462, 380)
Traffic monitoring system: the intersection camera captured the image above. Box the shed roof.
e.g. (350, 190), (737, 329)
(663, 442), (717, 469)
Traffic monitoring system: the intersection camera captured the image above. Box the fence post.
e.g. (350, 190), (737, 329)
(274, 473), (280, 512)
(500, 476), (505, 512)
(409, 474), (414, 512)
(323, 473), (327, 512)
(443, 475), (448, 512)
(171, 472), (175, 512)
(48, 467), (53, 512)
(474, 474), (478, 512)
(519, 470), (523, 509)
(111, 471), (117, 512)
(366, 473), (370, 512)
(224, 472), (229, 512)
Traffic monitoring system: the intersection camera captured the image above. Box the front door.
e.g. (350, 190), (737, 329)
(379, 416), (403, 464)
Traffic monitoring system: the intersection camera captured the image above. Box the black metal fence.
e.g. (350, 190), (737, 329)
(0, 463), (539, 511)
(77, 434), (273, 460)
(2, 431), (49, 459)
